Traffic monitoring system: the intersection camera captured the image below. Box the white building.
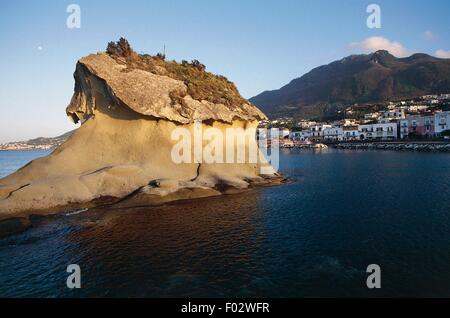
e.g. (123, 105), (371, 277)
(422, 95), (439, 100)
(310, 124), (332, 141)
(289, 130), (311, 142)
(407, 105), (429, 112)
(343, 119), (358, 126)
(323, 126), (343, 141)
(381, 109), (405, 120)
(358, 123), (397, 140)
(279, 128), (290, 138)
(342, 125), (359, 141)
(364, 112), (380, 120)
(297, 120), (317, 129)
(435, 111), (450, 135)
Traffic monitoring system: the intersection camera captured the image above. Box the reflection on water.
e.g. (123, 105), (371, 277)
(0, 190), (270, 297)
(1, 149), (450, 297)
(69, 192), (264, 297)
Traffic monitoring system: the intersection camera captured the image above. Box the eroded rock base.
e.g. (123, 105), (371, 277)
(0, 175), (286, 237)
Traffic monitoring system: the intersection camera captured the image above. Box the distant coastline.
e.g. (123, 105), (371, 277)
(0, 148), (53, 151)
(0, 130), (74, 151)
(0, 145), (55, 151)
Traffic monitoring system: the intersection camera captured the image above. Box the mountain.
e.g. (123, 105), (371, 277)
(0, 130), (74, 150)
(249, 50), (450, 119)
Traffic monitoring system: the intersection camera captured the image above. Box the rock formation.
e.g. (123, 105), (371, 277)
(0, 39), (282, 229)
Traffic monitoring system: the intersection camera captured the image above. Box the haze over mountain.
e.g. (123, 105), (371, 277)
(250, 50), (450, 119)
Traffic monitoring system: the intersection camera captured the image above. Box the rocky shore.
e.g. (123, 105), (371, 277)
(332, 142), (450, 152)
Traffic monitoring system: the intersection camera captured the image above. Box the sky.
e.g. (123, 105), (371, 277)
(0, 0), (449, 142)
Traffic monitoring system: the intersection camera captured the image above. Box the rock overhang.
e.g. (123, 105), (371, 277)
(66, 53), (267, 125)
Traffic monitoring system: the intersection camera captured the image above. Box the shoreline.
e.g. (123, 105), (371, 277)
(0, 149), (53, 151)
(329, 141), (450, 152)
(0, 174), (287, 238)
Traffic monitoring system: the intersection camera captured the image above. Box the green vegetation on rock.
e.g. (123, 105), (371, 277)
(106, 38), (248, 109)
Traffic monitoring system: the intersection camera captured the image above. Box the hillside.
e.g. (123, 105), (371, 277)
(250, 50), (450, 119)
(0, 130), (74, 150)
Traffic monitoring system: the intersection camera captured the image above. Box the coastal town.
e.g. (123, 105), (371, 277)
(0, 142), (55, 151)
(259, 94), (450, 148)
(0, 93), (450, 150)
(0, 131), (73, 151)
(1, 94), (450, 151)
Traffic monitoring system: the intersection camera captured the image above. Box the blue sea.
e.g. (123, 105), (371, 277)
(0, 148), (450, 297)
(0, 150), (51, 178)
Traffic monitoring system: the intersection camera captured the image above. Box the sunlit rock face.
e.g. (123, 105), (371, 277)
(67, 53), (267, 125)
(0, 48), (281, 222)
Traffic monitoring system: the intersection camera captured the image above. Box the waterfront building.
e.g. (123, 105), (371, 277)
(310, 124), (331, 142)
(358, 123), (397, 140)
(342, 125), (359, 141)
(398, 112), (450, 138)
(284, 110), (449, 143)
(434, 111), (450, 135)
(289, 130), (311, 142)
(323, 126), (343, 141)
(405, 114), (435, 138)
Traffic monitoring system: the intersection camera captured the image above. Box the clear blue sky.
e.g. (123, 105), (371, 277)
(0, 0), (449, 142)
